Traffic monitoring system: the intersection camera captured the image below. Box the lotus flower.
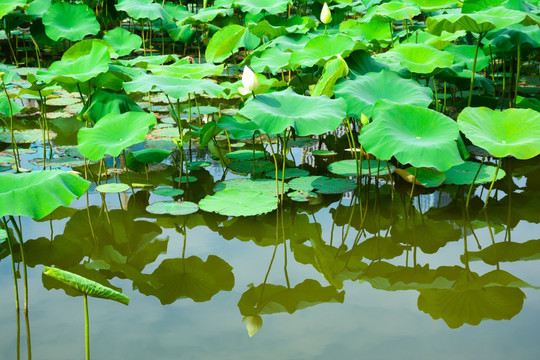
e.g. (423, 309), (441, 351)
(320, 3), (332, 25)
(239, 66), (259, 96)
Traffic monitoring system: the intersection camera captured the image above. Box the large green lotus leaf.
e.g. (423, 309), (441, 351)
(235, 0), (290, 14)
(402, 0), (458, 11)
(377, 43), (454, 74)
(180, 7), (233, 25)
(205, 24), (246, 64)
(213, 178), (288, 195)
(217, 116), (259, 139)
(443, 161), (506, 185)
(42, 2), (99, 41)
(516, 96), (540, 112)
(248, 47), (291, 74)
(238, 88), (346, 136)
(148, 63), (224, 79)
(132, 148), (171, 164)
(117, 54), (179, 68)
(80, 89), (143, 124)
(369, 1), (421, 21)
(427, 6), (540, 35)
(238, 279), (344, 316)
(43, 266), (129, 304)
(115, 0), (172, 21)
(124, 74), (224, 99)
(289, 35), (362, 68)
(359, 101), (464, 171)
(199, 189), (277, 217)
(445, 43), (490, 70)
(402, 29), (467, 50)
(35, 41), (111, 84)
(484, 24), (540, 53)
(288, 175), (357, 194)
(136, 255), (234, 304)
(328, 159), (395, 177)
(457, 107), (540, 159)
(465, 239), (540, 265)
(103, 27), (142, 57)
(334, 69), (433, 118)
(0, 0), (26, 18)
(78, 112), (157, 161)
(248, 16), (316, 39)
(0, 171), (90, 219)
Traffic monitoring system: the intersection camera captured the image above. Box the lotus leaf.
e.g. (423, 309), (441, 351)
(225, 149), (265, 160)
(228, 160), (275, 174)
(205, 24), (246, 64)
(124, 74), (224, 99)
(43, 266), (129, 305)
(187, 161), (211, 170)
(377, 43), (454, 74)
(0, 170), (90, 219)
(359, 102), (464, 171)
(289, 176), (357, 194)
(334, 69), (433, 118)
(132, 149), (171, 164)
(171, 176), (198, 183)
(395, 167), (446, 188)
(78, 112), (157, 161)
(213, 178), (288, 195)
(103, 27), (142, 57)
(148, 63), (224, 79)
(42, 2), (99, 41)
(402, 0), (458, 11)
(80, 89), (143, 124)
(248, 47), (291, 74)
(457, 107), (540, 159)
(199, 189), (277, 216)
(312, 56), (349, 98)
(248, 16), (316, 39)
(369, 1), (421, 21)
(95, 183), (130, 193)
(235, 0), (290, 14)
(328, 160), (395, 177)
(443, 161), (506, 185)
(267, 168), (309, 180)
(115, 0), (172, 21)
(238, 88), (346, 136)
(180, 7), (233, 25)
(146, 201), (198, 215)
(465, 239), (540, 265)
(153, 187), (184, 197)
(287, 190), (319, 202)
(0, 129), (57, 144)
(0, 0), (26, 18)
(0, 95), (24, 117)
(289, 35), (362, 68)
(445, 43), (490, 71)
(217, 116), (259, 140)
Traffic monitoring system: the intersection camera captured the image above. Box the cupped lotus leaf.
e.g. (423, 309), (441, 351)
(42, 2), (99, 41)
(378, 43), (454, 74)
(359, 102), (464, 171)
(35, 41), (111, 84)
(180, 7), (233, 25)
(103, 27), (142, 57)
(340, 17), (392, 43)
(228, 160), (275, 174)
(0, 129), (57, 144)
(445, 43), (490, 71)
(115, 0), (172, 21)
(146, 201), (198, 215)
(95, 183), (130, 193)
(124, 74), (224, 99)
(132, 149), (171, 163)
(0, 170), (90, 219)
(457, 107), (540, 159)
(465, 239), (540, 265)
(395, 167), (446, 188)
(369, 1), (421, 21)
(248, 47), (291, 74)
(148, 63), (224, 79)
(238, 88), (347, 136)
(267, 168), (309, 180)
(485, 24), (540, 53)
(77, 112), (157, 161)
(287, 190), (319, 202)
(43, 266), (129, 305)
(334, 69), (433, 118)
(289, 35), (362, 68)
(217, 116), (259, 140)
(153, 186), (184, 197)
(427, 6), (540, 35)
(289, 176), (357, 194)
(248, 16), (316, 39)
(225, 149), (265, 160)
(213, 178), (288, 196)
(205, 24), (246, 64)
(235, 0), (290, 14)
(402, 0), (458, 11)
(443, 161), (506, 185)
(0, 0), (26, 18)
(199, 189), (277, 217)
(80, 89), (143, 124)
(328, 160), (395, 177)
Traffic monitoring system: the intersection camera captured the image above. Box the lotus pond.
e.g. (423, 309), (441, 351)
(1, 0), (540, 359)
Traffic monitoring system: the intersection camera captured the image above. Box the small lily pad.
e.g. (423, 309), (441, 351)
(0, 129), (57, 144)
(30, 157), (88, 168)
(47, 96), (81, 106)
(199, 189), (277, 217)
(170, 175), (198, 183)
(266, 168), (309, 180)
(443, 161), (506, 185)
(287, 190), (318, 202)
(213, 178), (289, 196)
(228, 160), (275, 174)
(96, 183), (130, 193)
(289, 176), (357, 194)
(4, 148), (36, 155)
(146, 201), (199, 215)
(186, 161), (211, 170)
(225, 149), (265, 160)
(328, 160), (395, 177)
(145, 139), (177, 151)
(0, 155), (15, 165)
(395, 167), (446, 188)
(153, 186), (185, 197)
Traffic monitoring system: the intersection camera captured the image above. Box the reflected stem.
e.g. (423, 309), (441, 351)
(84, 293), (90, 360)
(466, 156), (485, 208)
(24, 310), (32, 360)
(3, 216), (20, 311)
(9, 216), (28, 313)
(483, 158), (502, 209)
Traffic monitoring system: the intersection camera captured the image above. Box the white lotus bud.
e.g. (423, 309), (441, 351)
(320, 3), (332, 25)
(239, 66), (259, 95)
(243, 315), (263, 337)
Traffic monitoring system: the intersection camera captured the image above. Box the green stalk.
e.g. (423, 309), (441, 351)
(468, 32), (485, 107)
(84, 293), (90, 360)
(122, 150), (135, 194)
(1, 76), (21, 171)
(466, 156), (485, 208)
(514, 44), (521, 107)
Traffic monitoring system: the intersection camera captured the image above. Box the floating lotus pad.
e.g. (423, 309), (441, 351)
(328, 160), (396, 177)
(47, 97), (81, 106)
(152, 187), (184, 197)
(0, 129), (57, 144)
(214, 178), (289, 196)
(312, 150), (336, 156)
(443, 161), (506, 185)
(30, 157), (88, 168)
(266, 168), (309, 180)
(199, 189), (277, 217)
(228, 160), (275, 174)
(146, 201), (199, 215)
(457, 107), (540, 160)
(96, 183), (130, 193)
(359, 102), (464, 171)
(395, 167), (446, 188)
(187, 161), (211, 170)
(225, 149), (265, 160)
(171, 175), (198, 183)
(289, 176), (357, 194)
(0, 155), (14, 165)
(287, 190), (319, 202)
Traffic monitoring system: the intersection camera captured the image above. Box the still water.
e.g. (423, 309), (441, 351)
(1, 130), (540, 359)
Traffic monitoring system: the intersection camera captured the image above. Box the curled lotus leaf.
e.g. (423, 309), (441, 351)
(199, 189), (278, 217)
(146, 201), (199, 215)
(395, 167), (446, 188)
(376, 43), (454, 74)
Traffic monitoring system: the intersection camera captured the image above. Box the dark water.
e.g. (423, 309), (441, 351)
(2, 129), (540, 359)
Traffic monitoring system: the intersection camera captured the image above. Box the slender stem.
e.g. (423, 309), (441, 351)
(466, 156), (485, 208)
(468, 33), (485, 107)
(84, 293), (90, 360)
(1, 78), (20, 171)
(514, 44), (521, 107)
(483, 158), (502, 209)
(2, 217), (20, 311)
(9, 216), (27, 313)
